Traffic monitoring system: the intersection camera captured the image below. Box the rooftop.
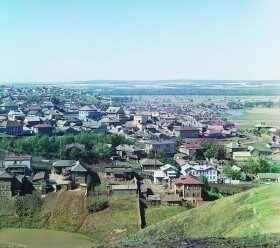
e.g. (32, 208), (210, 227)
(173, 175), (203, 185)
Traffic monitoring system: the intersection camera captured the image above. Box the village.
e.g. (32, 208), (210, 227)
(0, 85), (279, 208)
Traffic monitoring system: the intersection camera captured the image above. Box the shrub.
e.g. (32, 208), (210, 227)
(86, 196), (109, 213)
(14, 192), (42, 217)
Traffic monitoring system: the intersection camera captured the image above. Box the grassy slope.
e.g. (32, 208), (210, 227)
(0, 190), (139, 244)
(79, 194), (139, 243)
(128, 184), (280, 241)
(145, 206), (188, 227)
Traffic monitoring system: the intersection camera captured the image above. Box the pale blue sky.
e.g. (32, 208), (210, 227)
(0, 0), (279, 82)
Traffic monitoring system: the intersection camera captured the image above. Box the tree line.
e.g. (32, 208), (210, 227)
(0, 132), (133, 162)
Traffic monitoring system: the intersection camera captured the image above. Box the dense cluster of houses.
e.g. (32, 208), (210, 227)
(0, 152), (92, 197)
(0, 85), (240, 140)
(0, 85), (279, 206)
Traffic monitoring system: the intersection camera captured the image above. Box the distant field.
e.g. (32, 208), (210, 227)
(224, 107), (280, 128)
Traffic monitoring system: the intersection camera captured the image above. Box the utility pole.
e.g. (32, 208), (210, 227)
(60, 138), (62, 160)
(154, 149), (157, 171)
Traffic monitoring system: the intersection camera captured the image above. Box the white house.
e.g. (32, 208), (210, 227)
(154, 164), (180, 186)
(78, 105), (101, 121)
(181, 164), (219, 183)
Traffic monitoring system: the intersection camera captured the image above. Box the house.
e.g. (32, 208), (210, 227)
(174, 126), (200, 138)
(266, 143), (280, 152)
(147, 194), (161, 205)
(82, 121), (108, 133)
(144, 140), (177, 155)
(24, 116), (42, 127)
(256, 173), (280, 183)
(65, 143), (86, 154)
(254, 124), (274, 132)
(213, 120), (235, 130)
(226, 142), (247, 155)
(5, 120), (23, 135)
(233, 151), (252, 161)
(4, 154), (33, 176)
(70, 160), (88, 183)
(41, 101), (55, 110)
(181, 164), (219, 183)
(0, 171), (15, 197)
(140, 158), (163, 170)
(33, 124), (54, 136)
(173, 175), (203, 204)
(32, 171), (48, 194)
(8, 110), (25, 121)
(204, 129), (223, 138)
(56, 126), (80, 135)
(52, 160), (74, 174)
(101, 117), (121, 127)
(108, 184), (137, 194)
(162, 194), (183, 206)
(78, 105), (102, 121)
(153, 164), (180, 185)
(26, 110), (43, 117)
(106, 107), (125, 120)
(44, 109), (64, 120)
(105, 166), (133, 180)
(0, 101), (18, 111)
(179, 141), (203, 157)
(134, 114), (150, 127)
(115, 144), (143, 160)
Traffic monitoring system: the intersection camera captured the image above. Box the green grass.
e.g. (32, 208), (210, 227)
(0, 228), (93, 248)
(0, 190), (139, 244)
(224, 107), (280, 128)
(0, 133), (14, 138)
(145, 205), (188, 226)
(79, 194), (139, 242)
(126, 184), (280, 241)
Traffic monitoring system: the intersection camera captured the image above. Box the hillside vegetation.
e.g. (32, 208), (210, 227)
(0, 190), (139, 244)
(126, 184), (280, 242)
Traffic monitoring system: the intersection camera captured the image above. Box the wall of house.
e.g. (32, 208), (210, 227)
(185, 168), (218, 183)
(0, 180), (12, 197)
(4, 160), (32, 170)
(145, 143), (177, 154)
(184, 185), (201, 198)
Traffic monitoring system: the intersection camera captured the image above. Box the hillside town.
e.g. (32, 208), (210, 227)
(0, 85), (279, 208)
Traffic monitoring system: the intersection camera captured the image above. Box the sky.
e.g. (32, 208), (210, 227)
(0, 0), (280, 82)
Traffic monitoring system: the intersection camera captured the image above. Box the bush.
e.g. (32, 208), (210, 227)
(86, 196), (109, 213)
(14, 192), (42, 217)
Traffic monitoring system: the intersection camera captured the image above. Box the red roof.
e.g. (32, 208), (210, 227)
(176, 159), (188, 167)
(0, 171), (14, 179)
(4, 153), (32, 161)
(173, 175), (203, 185)
(181, 142), (202, 149)
(33, 124), (53, 128)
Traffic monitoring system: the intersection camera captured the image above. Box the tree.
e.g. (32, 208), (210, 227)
(199, 175), (209, 189)
(85, 169), (101, 197)
(243, 157), (270, 174)
(147, 148), (164, 159)
(174, 137), (184, 147)
(203, 140), (225, 160)
(223, 165), (241, 180)
(93, 143), (110, 160)
(110, 134), (127, 147)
